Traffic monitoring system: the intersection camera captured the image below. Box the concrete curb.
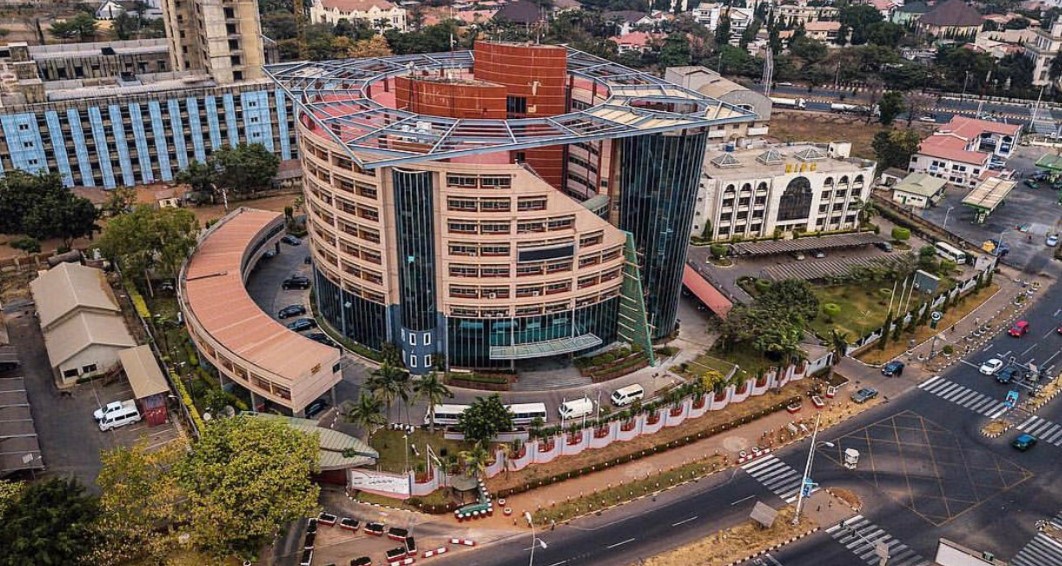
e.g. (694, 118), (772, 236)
(725, 526), (821, 566)
(822, 488), (861, 513)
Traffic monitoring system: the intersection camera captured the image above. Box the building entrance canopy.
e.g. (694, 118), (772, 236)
(489, 334), (603, 360)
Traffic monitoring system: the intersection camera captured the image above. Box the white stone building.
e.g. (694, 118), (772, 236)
(692, 143), (876, 242)
(310, 0), (408, 31)
(1026, 20), (1062, 86)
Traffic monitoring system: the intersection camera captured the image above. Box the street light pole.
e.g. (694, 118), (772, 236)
(960, 71), (971, 105)
(942, 206), (955, 230)
(524, 512), (547, 566)
(793, 413), (821, 525)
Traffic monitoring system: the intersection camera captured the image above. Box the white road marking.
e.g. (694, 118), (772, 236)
(1021, 344), (1037, 356)
(1000, 350), (1012, 359)
(671, 516), (698, 527)
(546, 561), (568, 566)
(730, 495), (755, 506)
(606, 538), (635, 549)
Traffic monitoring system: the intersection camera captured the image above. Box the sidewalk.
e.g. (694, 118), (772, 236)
(447, 390), (875, 532)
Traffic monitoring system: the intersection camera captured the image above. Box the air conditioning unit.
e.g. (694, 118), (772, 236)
(488, 293), (497, 299)
(532, 291), (540, 297)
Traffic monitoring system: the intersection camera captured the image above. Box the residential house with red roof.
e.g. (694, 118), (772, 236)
(908, 116), (1021, 188)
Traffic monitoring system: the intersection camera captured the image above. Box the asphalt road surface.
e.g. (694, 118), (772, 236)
(432, 280), (1062, 566)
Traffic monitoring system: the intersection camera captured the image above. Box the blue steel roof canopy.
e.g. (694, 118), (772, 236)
(265, 47), (757, 169)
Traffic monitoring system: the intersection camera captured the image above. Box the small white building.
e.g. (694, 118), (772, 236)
(693, 143), (877, 242)
(29, 262), (136, 385)
(310, 0), (408, 31)
(891, 172), (948, 209)
(908, 116), (1020, 189)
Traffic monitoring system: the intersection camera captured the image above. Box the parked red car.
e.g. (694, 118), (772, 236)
(1009, 320), (1030, 337)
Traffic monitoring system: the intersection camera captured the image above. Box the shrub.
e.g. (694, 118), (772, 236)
(942, 345), (954, 355)
(754, 279), (772, 293)
(709, 244), (728, 259)
(821, 303), (841, 320)
(891, 227), (911, 242)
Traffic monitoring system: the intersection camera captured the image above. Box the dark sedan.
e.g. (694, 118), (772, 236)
(881, 360), (905, 377)
(282, 276), (311, 290)
(277, 304), (307, 319)
(286, 318), (317, 332)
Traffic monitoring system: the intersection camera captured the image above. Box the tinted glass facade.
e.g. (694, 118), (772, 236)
(446, 297), (620, 369)
(392, 168), (439, 367)
(617, 131), (709, 340)
(314, 265), (387, 350)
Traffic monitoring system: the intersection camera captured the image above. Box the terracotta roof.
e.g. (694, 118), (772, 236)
(182, 208), (340, 411)
(868, 0), (897, 12)
(682, 265), (732, 319)
(920, 0), (983, 27)
(609, 31), (662, 47)
(30, 262), (121, 330)
(917, 133), (988, 165)
(940, 115), (1021, 138)
(805, 20), (841, 32)
(318, 0), (398, 11)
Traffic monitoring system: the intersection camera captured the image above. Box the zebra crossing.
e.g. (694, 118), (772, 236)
(741, 455), (805, 504)
(917, 376), (1009, 419)
(825, 515), (930, 566)
(1016, 416), (1062, 447)
(1011, 532), (1062, 566)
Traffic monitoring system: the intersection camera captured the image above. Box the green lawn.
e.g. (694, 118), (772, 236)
(809, 283), (892, 341)
(370, 428), (471, 475)
(676, 353), (738, 380)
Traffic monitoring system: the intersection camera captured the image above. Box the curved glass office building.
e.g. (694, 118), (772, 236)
(267, 43), (755, 373)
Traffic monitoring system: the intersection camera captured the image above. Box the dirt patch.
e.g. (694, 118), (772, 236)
(829, 488), (863, 511)
(982, 419), (1010, 437)
(485, 380), (818, 494)
(644, 505), (815, 566)
(857, 283), (1000, 365)
(0, 272), (34, 304)
(767, 111), (934, 159)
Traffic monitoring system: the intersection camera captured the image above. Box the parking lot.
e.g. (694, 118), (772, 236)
(819, 410), (1032, 526)
(5, 306), (181, 489)
(920, 146), (1062, 274)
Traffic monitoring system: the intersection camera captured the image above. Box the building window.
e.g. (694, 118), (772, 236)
(424, 355), (432, 368)
(63, 368), (79, 379)
(409, 333), (417, 346)
(410, 355), (418, 368)
(777, 176), (813, 221)
(506, 96), (527, 116)
(82, 364), (98, 373)
(424, 333), (431, 346)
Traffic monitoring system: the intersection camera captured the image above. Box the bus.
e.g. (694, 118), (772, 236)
(506, 403), (548, 426)
(425, 404), (470, 426)
(934, 241), (968, 264)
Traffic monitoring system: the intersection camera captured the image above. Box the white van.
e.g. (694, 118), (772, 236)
(98, 401), (141, 431)
(610, 384), (645, 407)
(558, 397), (595, 420)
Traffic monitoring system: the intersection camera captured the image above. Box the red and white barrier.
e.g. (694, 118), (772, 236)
(389, 558), (415, 566)
(450, 538), (476, 547)
(422, 547), (449, 558)
(737, 448), (771, 464)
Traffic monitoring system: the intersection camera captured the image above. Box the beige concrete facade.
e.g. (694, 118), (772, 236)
(161, 0), (265, 83)
(180, 208), (342, 414)
(299, 130), (628, 324)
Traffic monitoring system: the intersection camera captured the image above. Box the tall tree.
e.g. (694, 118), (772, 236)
(903, 92), (934, 126)
(93, 441), (188, 565)
(0, 171), (97, 244)
(208, 143), (280, 197)
(457, 394), (513, 445)
(97, 205), (199, 284)
(346, 392), (387, 442)
(175, 160), (216, 194)
(0, 477), (101, 565)
(365, 362), (409, 422)
(459, 442), (493, 478)
(175, 416), (319, 559)
(413, 372), (453, 433)
(872, 129), (922, 170)
(659, 33), (692, 68)
(877, 91), (905, 126)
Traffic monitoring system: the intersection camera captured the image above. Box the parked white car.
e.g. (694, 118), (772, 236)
(979, 358), (1005, 375)
(93, 400), (131, 421)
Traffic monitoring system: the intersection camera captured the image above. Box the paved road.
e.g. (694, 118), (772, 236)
(770, 84), (1062, 130)
(430, 278), (1062, 566)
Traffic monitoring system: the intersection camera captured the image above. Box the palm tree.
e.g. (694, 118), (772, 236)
(346, 393), (386, 443)
(828, 329), (850, 365)
(460, 441), (492, 478)
(366, 362), (408, 423)
(413, 372), (454, 433)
